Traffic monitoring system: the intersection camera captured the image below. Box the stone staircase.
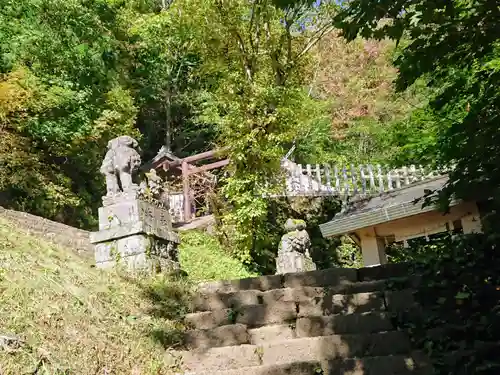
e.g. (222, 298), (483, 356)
(176, 264), (431, 375)
(0, 206), (94, 255)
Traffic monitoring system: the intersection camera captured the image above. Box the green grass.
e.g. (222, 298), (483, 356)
(178, 230), (257, 282)
(0, 219), (254, 374)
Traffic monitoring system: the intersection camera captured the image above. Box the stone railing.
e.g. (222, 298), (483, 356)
(280, 160), (450, 197)
(0, 206), (94, 255)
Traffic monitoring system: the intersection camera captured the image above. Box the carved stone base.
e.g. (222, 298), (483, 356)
(90, 199), (180, 274)
(102, 189), (140, 208)
(94, 234), (179, 273)
(97, 198), (173, 232)
(275, 251), (317, 275)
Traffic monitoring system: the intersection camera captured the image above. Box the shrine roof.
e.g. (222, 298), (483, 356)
(319, 175), (460, 237)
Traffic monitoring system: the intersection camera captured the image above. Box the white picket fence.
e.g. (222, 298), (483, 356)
(280, 159), (448, 197)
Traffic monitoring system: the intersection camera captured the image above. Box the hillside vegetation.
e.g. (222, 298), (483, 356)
(179, 230), (257, 281)
(0, 218), (253, 374)
(306, 32), (426, 164)
(2, 0), (498, 281)
(0, 0), (417, 269)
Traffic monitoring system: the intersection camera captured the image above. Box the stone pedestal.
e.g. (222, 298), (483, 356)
(90, 198), (180, 274)
(276, 250), (317, 275)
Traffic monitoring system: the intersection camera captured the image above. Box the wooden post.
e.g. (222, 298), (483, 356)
(351, 164), (358, 194)
(394, 168), (401, 189)
(297, 164), (304, 194)
(315, 164), (322, 193)
(343, 166), (349, 195)
(182, 161), (190, 222)
(334, 165), (340, 192)
(324, 164), (332, 192)
(387, 166), (394, 190)
(409, 165), (417, 183)
(360, 165), (367, 194)
(306, 164), (313, 193)
(402, 166), (409, 186)
(368, 164), (376, 192)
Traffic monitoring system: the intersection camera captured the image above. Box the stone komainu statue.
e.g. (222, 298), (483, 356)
(279, 219), (312, 256)
(275, 218), (316, 275)
(100, 135), (142, 197)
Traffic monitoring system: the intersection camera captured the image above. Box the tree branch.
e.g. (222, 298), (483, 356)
(296, 23), (335, 61)
(215, 0), (254, 82)
(264, 19), (285, 85)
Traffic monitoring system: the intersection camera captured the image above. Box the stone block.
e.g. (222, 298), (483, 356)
(324, 352), (432, 375)
(284, 268), (357, 288)
(298, 292), (385, 316)
(91, 198), (179, 274)
(295, 312), (393, 337)
(184, 324), (250, 349)
(90, 220), (179, 244)
(180, 344), (261, 373)
(94, 234), (148, 263)
(260, 331), (410, 365)
(184, 309), (233, 330)
(384, 289), (417, 312)
(97, 199), (173, 233)
(93, 234), (179, 273)
(235, 302), (297, 327)
(248, 324), (297, 344)
(357, 263), (410, 281)
(261, 287), (323, 305)
(192, 290), (262, 312)
(198, 275), (283, 294)
(276, 250), (317, 275)
(181, 361), (323, 375)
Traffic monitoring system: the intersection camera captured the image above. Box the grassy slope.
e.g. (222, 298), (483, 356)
(179, 230), (257, 282)
(0, 219), (254, 374)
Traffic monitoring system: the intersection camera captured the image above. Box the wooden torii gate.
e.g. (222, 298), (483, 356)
(147, 147), (229, 222)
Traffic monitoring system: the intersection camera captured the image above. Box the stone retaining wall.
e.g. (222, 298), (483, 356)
(0, 207), (93, 255)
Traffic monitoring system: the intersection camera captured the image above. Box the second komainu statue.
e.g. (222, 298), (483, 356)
(276, 218), (317, 274)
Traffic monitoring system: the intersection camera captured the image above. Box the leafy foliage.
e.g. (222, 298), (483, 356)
(178, 230), (257, 281)
(388, 233), (500, 374)
(0, 0), (428, 269)
(168, 0), (339, 264)
(334, 0), (500, 221)
(127, 7), (218, 161)
(0, 0), (140, 227)
(299, 31), (429, 165)
(0, 0), (218, 227)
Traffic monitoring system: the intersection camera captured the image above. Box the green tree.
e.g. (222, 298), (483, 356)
(166, 0), (337, 263)
(128, 7), (218, 161)
(0, 0), (213, 227)
(333, 0), (500, 225)
(297, 32), (429, 165)
(0, 0), (140, 227)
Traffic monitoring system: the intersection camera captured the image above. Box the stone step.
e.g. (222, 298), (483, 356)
(185, 290), (415, 331)
(197, 263), (412, 294)
(184, 311), (397, 349)
(192, 278), (420, 313)
(179, 331), (412, 373)
(181, 353), (431, 375)
(185, 302), (298, 330)
(192, 287), (388, 313)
